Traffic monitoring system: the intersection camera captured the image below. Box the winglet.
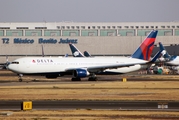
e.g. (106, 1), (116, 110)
(131, 30), (158, 61)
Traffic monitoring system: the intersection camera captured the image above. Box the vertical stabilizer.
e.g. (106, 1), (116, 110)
(84, 51), (91, 57)
(69, 43), (85, 57)
(159, 42), (171, 59)
(131, 30), (158, 61)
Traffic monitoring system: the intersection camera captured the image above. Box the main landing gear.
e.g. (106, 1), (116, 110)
(18, 74), (23, 82)
(88, 73), (98, 81)
(71, 73), (98, 81)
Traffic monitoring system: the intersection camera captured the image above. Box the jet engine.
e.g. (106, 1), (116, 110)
(73, 69), (90, 78)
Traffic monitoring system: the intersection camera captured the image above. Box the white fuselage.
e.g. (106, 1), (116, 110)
(8, 57), (148, 75)
(166, 56), (179, 66)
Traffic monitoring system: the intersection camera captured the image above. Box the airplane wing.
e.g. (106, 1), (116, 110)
(65, 61), (148, 73)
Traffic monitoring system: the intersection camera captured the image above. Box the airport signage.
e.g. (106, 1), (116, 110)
(14, 38), (34, 44)
(2, 38), (9, 44)
(59, 38), (78, 44)
(39, 38), (78, 44)
(39, 38), (57, 44)
(1, 38), (78, 44)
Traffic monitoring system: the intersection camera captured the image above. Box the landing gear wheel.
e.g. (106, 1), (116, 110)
(88, 73), (97, 81)
(18, 74), (23, 82)
(19, 78), (22, 82)
(88, 77), (97, 81)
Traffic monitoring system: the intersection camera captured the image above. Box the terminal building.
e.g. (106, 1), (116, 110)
(0, 22), (179, 62)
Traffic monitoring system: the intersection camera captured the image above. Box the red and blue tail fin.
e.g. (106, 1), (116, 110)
(131, 30), (158, 61)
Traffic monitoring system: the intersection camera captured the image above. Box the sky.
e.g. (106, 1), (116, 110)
(0, 0), (179, 22)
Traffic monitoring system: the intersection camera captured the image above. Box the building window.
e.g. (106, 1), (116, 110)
(117, 26), (121, 29)
(92, 26), (95, 29)
(16, 27), (28, 29)
(67, 26), (70, 29)
(136, 26), (139, 29)
(35, 27), (47, 29)
(130, 26), (134, 28)
(156, 26), (158, 28)
(145, 31), (150, 36)
(57, 26), (60, 29)
(126, 32), (134, 36)
(107, 26), (110, 29)
(112, 26), (115, 29)
(172, 26), (175, 28)
(146, 26), (149, 29)
(141, 26), (144, 29)
(102, 26), (105, 29)
(71, 26), (75, 29)
(81, 26), (85, 29)
(161, 26), (165, 28)
(164, 31), (172, 36)
(124, 26), (128, 28)
(167, 26), (170, 28)
(88, 26), (90, 29)
(70, 32), (76, 36)
(0, 27), (10, 29)
(89, 32), (95, 36)
(61, 26), (65, 29)
(76, 26), (79, 29)
(50, 32), (57, 36)
(97, 26), (100, 29)
(12, 32), (19, 36)
(151, 26), (154, 28)
(107, 32), (114, 36)
(31, 32), (38, 36)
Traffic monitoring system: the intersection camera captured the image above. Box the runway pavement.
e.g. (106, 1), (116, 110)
(1, 70), (179, 112)
(0, 100), (179, 111)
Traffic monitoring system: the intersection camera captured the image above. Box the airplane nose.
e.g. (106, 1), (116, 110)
(5, 62), (11, 68)
(6, 64), (10, 70)
(6, 62), (11, 70)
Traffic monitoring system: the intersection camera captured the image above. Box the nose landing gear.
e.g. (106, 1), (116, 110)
(18, 74), (23, 82)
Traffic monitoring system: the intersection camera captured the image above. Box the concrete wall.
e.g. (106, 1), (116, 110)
(0, 36), (179, 63)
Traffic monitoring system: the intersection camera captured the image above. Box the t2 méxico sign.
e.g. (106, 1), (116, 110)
(2, 38), (78, 44)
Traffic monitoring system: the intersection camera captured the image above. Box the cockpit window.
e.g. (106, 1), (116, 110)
(11, 62), (19, 64)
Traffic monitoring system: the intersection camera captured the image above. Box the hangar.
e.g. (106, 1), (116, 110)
(0, 22), (179, 62)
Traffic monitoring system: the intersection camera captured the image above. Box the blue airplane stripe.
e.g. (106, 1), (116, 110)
(132, 48), (144, 59)
(146, 42), (154, 60)
(147, 31), (158, 38)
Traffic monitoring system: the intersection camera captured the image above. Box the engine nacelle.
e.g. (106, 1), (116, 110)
(73, 69), (90, 78)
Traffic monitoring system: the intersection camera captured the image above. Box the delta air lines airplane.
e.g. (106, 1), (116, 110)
(7, 30), (158, 82)
(69, 30), (160, 74)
